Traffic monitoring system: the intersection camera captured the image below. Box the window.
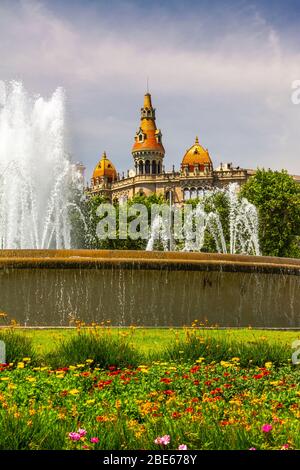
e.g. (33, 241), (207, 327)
(145, 160), (150, 174)
(139, 134), (143, 142)
(190, 188), (197, 199)
(183, 188), (190, 201)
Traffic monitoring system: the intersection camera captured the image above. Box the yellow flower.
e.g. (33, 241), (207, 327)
(229, 398), (242, 407)
(220, 361), (231, 368)
(23, 358), (31, 362)
(85, 359), (94, 364)
(115, 399), (121, 409)
(69, 389), (80, 395)
(196, 357), (205, 364)
(270, 381), (280, 386)
(0, 377), (9, 381)
(17, 362), (24, 369)
(69, 366), (76, 371)
(265, 362), (273, 369)
(56, 374), (65, 379)
(26, 377), (36, 383)
(231, 357), (240, 362)
(76, 364), (85, 368)
(86, 399), (95, 405)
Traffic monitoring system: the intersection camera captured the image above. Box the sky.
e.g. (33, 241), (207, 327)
(1, 0), (300, 179)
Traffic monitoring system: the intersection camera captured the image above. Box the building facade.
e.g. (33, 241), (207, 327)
(88, 92), (255, 204)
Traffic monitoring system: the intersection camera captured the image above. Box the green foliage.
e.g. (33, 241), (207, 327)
(84, 193), (165, 250)
(47, 330), (141, 369)
(241, 169), (300, 258)
(0, 329), (36, 364)
(159, 330), (290, 367)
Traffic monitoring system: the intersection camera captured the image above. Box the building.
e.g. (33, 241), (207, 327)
(87, 92), (280, 203)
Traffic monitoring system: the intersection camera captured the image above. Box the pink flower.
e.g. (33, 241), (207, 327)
(178, 444), (188, 450)
(281, 444), (289, 450)
(90, 437), (100, 444)
(69, 432), (81, 441)
(261, 424), (273, 433)
(78, 428), (87, 437)
(154, 435), (171, 446)
(249, 447), (256, 451)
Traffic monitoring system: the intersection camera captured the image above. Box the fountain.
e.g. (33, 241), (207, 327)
(146, 184), (260, 255)
(0, 83), (299, 328)
(0, 81), (78, 249)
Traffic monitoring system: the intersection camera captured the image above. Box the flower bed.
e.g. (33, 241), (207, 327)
(0, 358), (299, 450)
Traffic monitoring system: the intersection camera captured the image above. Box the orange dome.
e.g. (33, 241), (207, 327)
(181, 136), (212, 170)
(92, 152), (117, 182)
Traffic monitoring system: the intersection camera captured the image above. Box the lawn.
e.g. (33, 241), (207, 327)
(16, 327), (300, 356)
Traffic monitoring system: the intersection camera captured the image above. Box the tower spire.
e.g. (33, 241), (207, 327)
(132, 91), (165, 176)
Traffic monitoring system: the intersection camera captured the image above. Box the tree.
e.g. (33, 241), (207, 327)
(240, 169), (300, 258)
(84, 193), (165, 250)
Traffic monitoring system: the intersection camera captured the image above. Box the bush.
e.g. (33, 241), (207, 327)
(0, 329), (36, 364)
(47, 329), (141, 369)
(160, 330), (290, 367)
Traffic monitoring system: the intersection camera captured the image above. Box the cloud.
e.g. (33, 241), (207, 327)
(0, 0), (300, 177)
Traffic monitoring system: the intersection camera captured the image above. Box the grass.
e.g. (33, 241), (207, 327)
(15, 326), (300, 357)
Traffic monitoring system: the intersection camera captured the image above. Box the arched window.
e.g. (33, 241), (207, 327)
(183, 188), (190, 201)
(138, 134), (143, 142)
(139, 161), (144, 175)
(152, 160), (157, 174)
(190, 188), (197, 199)
(197, 187), (204, 198)
(145, 160), (150, 174)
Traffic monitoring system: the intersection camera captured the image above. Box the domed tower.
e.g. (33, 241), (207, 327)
(132, 93), (165, 175)
(91, 151), (117, 188)
(181, 136), (213, 175)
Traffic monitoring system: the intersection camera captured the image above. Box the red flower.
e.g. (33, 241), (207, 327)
(108, 370), (122, 376)
(193, 380), (200, 386)
(253, 374), (264, 380)
(190, 366), (200, 374)
(172, 412), (181, 419)
(97, 379), (113, 389)
(160, 378), (172, 384)
(204, 380), (212, 386)
(163, 390), (174, 396)
(185, 407), (194, 413)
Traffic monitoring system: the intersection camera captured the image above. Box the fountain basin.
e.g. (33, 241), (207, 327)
(0, 250), (299, 327)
